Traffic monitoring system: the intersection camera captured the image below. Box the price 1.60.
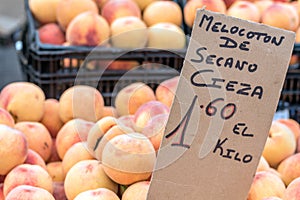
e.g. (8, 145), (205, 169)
(165, 95), (237, 149)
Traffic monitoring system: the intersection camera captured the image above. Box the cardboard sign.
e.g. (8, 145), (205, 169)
(147, 9), (295, 200)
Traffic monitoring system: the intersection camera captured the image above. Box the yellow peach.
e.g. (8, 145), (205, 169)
(64, 160), (118, 200)
(0, 125), (28, 175)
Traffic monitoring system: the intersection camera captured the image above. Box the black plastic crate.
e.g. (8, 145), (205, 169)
(289, 105), (300, 122)
(277, 102), (300, 123)
(281, 68), (300, 104)
(18, 0), (300, 112)
(24, 62), (180, 105)
(22, 45), (184, 105)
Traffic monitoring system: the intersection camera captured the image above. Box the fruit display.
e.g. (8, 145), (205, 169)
(10, 0), (300, 199)
(0, 79), (299, 199)
(183, 0), (300, 32)
(28, 0), (187, 50)
(182, 0), (300, 64)
(31, 0), (300, 50)
(22, 0), (300, 107)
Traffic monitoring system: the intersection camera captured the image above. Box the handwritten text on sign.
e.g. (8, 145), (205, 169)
(147, 9), (295, 200)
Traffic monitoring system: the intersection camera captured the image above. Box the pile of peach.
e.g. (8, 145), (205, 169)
(250, 118), (300, 200)
(29, 0), (186, 50)
(31, 0), (300, 49)
(0, 78), (299, 199)
(29, 0), (300, 70)
(0, 76), (177, 200)
(184, 0), (300, 65)
(184, 0), (300, 35)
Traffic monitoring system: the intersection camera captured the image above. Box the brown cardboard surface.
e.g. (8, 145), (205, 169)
(147, 9), (295, 200)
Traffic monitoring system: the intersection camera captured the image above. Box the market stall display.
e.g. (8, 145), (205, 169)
(0, 0), (300, 199)
(0, 79), (299, 199)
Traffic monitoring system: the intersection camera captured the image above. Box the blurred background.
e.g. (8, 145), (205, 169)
(0, 0), (25, 89)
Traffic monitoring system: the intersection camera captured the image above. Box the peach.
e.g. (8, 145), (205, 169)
(41, 99), (64, 138)
(5, 185), (55, 200)
(142, 113), (169, 151)
(122, 181), (149, 200)
(133, 0), (156, 10)
(15, 122), (52, 161)
(0, 82), (45, 122)
(64, 160), (118, 200)
(262, 121), (296, 168)
(227, 1), (261, 22)
(94, 124), (134, 160)
(283, 177), (300, 200)
(155, 76), (179, 108)
(87, 116), (118, 156)
(277, 153), (300, 186)
(62, 142), (94, 176)
(48, 139), (61, 162)
(61, 43), (83, 68)
(101, 0), (141, 24)
(0, 125), (28, 175)
(3, 164), (53, 197)
(134, 100), (169, 132)
(107, 60), (139, 70)
(59, 85), (104, 123)
(277, 118), (300, 141)
(46, 161), (65, 182)
(74, 188), (120, 200)
(184, 0), (227, 28)
(261, 2), (299, 31)
(38, 23), (65, 45)
(147, 23), (186, 49)
(117, 115), (136, 130)
(66, 11), (110, 46)
(52, 182), (67, 200)
(102, 133), (156, 185)
(143, 1), (182, 26)
(29, 0), (59, 24)
(115, 82), (156, 116)
(247, 171), (286, 200)
(0, 108), (15, 127)
(256, 156), (270, 172)
(24, 149), (47, 170)
(62, 58), (82, 68)
(110, 16), (148, 49)
(290, 54), (299, 66)
(56, 118), (94, 159)
(56, 0), (98, 30)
